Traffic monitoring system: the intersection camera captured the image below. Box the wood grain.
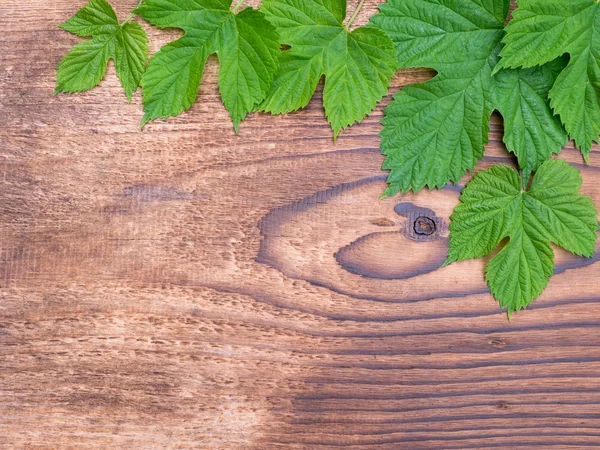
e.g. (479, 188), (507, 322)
(1, 0), (600, 448)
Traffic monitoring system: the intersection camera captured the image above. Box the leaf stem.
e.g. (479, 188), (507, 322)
(232, 0), (245, 13)
(123, 0), (144, 24)
(347, 0), (366, 29)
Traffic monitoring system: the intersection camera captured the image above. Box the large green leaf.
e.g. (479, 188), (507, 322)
(497, 0), (600, 160)
(371, 0), (567, 196)
(135, 0), (281, 131)
(56, 0), (148, 101)
(258, 0), (398, 139)
(446, 160), (599, 316)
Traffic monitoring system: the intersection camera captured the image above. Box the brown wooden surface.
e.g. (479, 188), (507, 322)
(2, 0), (600, 448)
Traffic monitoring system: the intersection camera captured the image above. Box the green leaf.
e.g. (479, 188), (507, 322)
(371, 0), (567, 196)
(258, 0), (397, 139)
(497, 0), (600, 159)
(56, 0), (149, 100)
(493, 59), (568, 180)
(447, 160), (599, 315)
(59, 0), (119, 37)
(115, 23), (149, 101)
(135, 0), (281, 131)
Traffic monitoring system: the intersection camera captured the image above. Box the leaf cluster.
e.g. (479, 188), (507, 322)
(57, 0), (397, 136)
(55, 0), (600, 317)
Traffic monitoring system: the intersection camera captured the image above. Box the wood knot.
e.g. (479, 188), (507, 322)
(394, 202), (444, 242)
(495, 402), (509, 410)
(414, 216), (436, 236)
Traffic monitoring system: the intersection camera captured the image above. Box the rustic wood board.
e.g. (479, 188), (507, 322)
(2, 0), (600, 448)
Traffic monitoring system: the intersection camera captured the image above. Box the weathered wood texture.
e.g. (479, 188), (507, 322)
(1, 1), (600, 448)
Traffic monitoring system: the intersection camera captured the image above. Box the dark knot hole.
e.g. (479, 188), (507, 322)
(414, 216), (436, 236)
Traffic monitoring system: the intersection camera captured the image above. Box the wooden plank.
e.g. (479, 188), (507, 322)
(1, 0), (599, 448)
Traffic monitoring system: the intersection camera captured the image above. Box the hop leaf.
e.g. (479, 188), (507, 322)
(135, 0), (281, 131)
(499, 0), (600, 160)
(492, 59), (568, 180)
(446, 160), (599, 316)
(258, 0), (398, 139)
(497, 0), (600, 160)
(371, 0), (567, 196)
(56, 0), (149, 101)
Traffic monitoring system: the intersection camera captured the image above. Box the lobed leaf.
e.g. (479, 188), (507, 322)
(55, 0), (148, 101)
(56, 0), (148, 100)
(372, 0), (567, 195)
(259, 0), (397, 138)
(136, 0), (280, 131)
(447, 160), (599, 315)
(498, 0), (600, 159)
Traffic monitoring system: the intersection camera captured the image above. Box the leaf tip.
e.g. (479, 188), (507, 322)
(380, 185), (396, 200)
(441, 254), (457, 268)
(491, 65), (502, 77)
(583, 152), (591, 165)
(140, 113), (151, 129)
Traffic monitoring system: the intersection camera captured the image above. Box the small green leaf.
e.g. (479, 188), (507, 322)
(115, 23), (150, 101)
(56, 0), (148, 100)
(219, 8), (282, 132)
(56, 34), (116, 94)
(59, 0), (119, 37)
(136, 0), (281, 131)
(259, 0), (397, 139)
(447, 160), (599, 315)
(493, 59), (568, 179)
